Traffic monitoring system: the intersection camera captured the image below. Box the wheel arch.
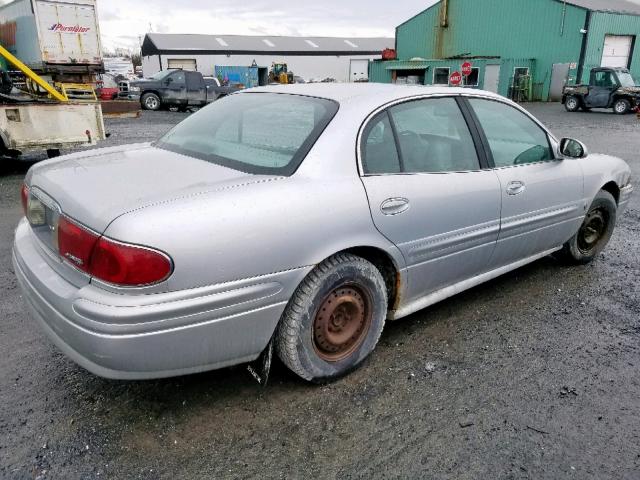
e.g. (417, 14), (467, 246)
(141, 90), (162, 103)
(339, 245), (403, 311)
(601, 181), (620, 204)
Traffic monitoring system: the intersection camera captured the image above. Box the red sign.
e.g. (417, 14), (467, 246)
(449, 71), (462, 86)
(461, 62), (473, 77)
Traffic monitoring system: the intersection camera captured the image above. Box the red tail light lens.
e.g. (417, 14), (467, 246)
(20, 184), (29, 216)
(89, 237), (172, 286)
(57, 216), (172, 286)
(58, 216), (100, 273)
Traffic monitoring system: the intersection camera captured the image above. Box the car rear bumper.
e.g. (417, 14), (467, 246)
(13, 219), (310, 380)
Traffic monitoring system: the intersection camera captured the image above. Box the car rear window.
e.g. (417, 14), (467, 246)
(156, 93), (339, 176)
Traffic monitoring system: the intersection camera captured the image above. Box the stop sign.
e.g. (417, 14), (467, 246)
(461, 61), (473, 77)
(449, 71), (462, 86)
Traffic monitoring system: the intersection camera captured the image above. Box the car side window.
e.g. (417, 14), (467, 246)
(468, 99), (554, 167)
(388, 98), (480, 173)
(171, 71), (185, 85)
(362, 112), (401, 174)
(593, 71), (615, 87)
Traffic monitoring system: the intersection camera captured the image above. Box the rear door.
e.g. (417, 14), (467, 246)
(466, 98), (584, 268)
(36, 0), (101, 65)
(360, 97), (502, 304)
(185, 71), (206, 105)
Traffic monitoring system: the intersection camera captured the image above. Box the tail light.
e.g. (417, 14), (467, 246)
(20, 183), (29, 216)
(57, 215), (172, 286)
(90, 237), (172, 286)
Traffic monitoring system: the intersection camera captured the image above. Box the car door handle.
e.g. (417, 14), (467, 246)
(506, 181), (526, 196)
(380, 198), (410, 216)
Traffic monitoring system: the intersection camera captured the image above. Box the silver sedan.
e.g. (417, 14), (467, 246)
(13, 84), (633, 383)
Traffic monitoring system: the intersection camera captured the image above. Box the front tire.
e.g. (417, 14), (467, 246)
(141, 92), (161, 111)
(275, 253), (388, 383)
(613, 98), (631, 115)
(565, 95), (580, 112)
(557, 190), (617, 264)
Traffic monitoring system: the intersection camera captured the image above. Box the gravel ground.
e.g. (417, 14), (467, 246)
(1, 105), (639, 480)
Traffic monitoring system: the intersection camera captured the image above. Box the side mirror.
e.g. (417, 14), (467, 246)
(559, 138), (588, 159)
(164, 77), (173, 85)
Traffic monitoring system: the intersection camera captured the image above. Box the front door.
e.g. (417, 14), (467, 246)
(585, 70), (617, 108)
(360, 97), (502, 304)
(164, 70), (187, 105)
(483, 65), (501, 93)
(466, 98), (584, 267)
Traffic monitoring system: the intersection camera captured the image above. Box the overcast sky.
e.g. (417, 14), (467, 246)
(95, 0), (438, 51)
(2, 0), (640, 52)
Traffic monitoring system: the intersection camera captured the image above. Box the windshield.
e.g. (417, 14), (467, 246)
(148, 70), (174, 81)
(617, 72), (637, 88)
(156, 93), (339, 176)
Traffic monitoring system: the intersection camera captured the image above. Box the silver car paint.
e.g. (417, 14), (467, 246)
(13, 83), (633, 379)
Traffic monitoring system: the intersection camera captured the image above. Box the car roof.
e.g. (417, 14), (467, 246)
(241, 83), (504, 106)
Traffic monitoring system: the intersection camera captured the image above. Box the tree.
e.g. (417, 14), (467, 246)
(131, 53), (142, 68)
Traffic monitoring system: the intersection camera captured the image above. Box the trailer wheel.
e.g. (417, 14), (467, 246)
(141, 93), (161, 111)
(613, 98), (631, 115)
(565, 95), (580, 112)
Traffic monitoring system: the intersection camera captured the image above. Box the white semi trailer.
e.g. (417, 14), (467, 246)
(0, 0), (103, 79)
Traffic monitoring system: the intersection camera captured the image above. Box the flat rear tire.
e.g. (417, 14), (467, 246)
(275, 253), (388, 383)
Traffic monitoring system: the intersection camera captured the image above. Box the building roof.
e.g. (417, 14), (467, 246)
(237, 83), (504, 112)
(142, 34), (394, 57)
(556, 0), (640, 15)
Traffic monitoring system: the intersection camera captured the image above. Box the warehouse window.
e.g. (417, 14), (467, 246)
(463, 68), (479, 87)
(394, 69), (425, 85)
(433, 68), (450, 85)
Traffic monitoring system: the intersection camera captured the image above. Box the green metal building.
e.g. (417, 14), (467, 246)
(370, 0), (640, 101)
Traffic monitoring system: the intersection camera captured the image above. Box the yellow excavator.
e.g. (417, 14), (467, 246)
(269, 63), (294, 84)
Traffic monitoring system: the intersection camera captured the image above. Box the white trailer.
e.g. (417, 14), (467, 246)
(0, 0), (103, 75)
(0, 102), (106, 157)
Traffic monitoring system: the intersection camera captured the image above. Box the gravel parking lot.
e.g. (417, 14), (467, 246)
(1, 104), (639, 479)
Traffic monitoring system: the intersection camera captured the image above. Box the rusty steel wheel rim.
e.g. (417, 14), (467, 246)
(313, 285), (372, 362)
(578, 208), (607, 254)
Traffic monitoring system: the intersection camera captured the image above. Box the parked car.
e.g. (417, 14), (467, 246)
(14, 84), (633, 383)
(563, 67), (640, 114)
(95, 73), (119, 101)
(129, 69), (239, 111)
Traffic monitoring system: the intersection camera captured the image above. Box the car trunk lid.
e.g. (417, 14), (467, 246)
(27, 143), (270, 234)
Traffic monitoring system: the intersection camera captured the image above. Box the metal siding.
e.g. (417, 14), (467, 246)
(369, 60), (393, 83)
(582, 12), (640, 82)
(396, 4), (442, 60)
(394, 0), (587, 99)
